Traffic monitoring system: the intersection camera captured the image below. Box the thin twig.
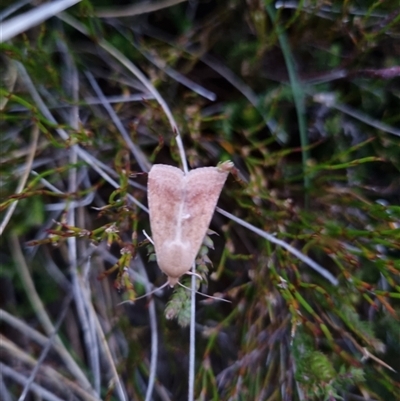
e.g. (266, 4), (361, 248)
(136, 257), (159, 401)
(63, 47), (101, 395)
(188, 263), (196, 401)
(89, 303), (128, 401)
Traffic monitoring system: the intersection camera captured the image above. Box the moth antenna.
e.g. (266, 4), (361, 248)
(185, 271), (203, 281)
(177, 281), (231, 303)
(142, 229), (154, 245)
(118, 281), (169, 305)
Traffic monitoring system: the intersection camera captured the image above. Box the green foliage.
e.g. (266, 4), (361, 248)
(293, 327), (365, 400)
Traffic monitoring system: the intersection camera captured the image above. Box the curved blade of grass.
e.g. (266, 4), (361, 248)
(216, 207), (338, 286)
(57, 12), (189, 174)
(265, 1), (310, 205)
(0, 0), (81, 43)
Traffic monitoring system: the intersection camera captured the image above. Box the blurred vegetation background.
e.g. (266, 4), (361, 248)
(1, 1), (400, 400)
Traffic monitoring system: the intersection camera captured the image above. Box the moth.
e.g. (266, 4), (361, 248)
(147, 161), (233, 286)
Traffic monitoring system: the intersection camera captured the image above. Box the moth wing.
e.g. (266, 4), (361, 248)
(182, 164), (231, 261)
(147, 164), (184, 256)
